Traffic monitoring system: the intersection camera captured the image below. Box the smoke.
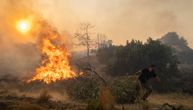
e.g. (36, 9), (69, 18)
(33, 0), (193, 48)
(0, 1), (44, 78)
(1, 0), (193, 78)
(0, 0), (74, 78)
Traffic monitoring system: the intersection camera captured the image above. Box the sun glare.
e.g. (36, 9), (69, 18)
(16, 19), (32, 33)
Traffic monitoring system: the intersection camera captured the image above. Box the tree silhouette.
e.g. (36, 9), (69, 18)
(74, 23), (94, 57)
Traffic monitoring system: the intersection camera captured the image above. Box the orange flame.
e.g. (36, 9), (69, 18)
(28, 22), (77, 84)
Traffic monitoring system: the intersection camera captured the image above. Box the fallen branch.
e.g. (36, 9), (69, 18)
(160, 103), (184, 110)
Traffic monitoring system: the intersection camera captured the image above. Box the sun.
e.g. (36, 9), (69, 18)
(16, 19), (32, 33)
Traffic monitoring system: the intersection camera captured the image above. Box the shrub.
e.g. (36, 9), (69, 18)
(67, 77), (101, 100)
(111, 76), (138, 104)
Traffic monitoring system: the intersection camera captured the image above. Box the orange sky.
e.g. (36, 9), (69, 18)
(32, 0), (193, 48)
(1, 0), (193, 48)
(0, 0), (192, 77)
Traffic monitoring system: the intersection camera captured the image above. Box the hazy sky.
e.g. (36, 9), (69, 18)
(31, 0), (193, 48)
(2, 0), (193, 47)
(0, 0), (193, 77)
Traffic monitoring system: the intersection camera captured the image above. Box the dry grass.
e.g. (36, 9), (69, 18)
(86, 86), (115, 110)
(37, 89), (52, 103)
(0, 100), (46, 110)
(99, 86), (115, 110)
(114, 93), (193, 110)
(9, 102), (46, 110)
(149, 93), (193, 109)
(0, 87), (193, 110)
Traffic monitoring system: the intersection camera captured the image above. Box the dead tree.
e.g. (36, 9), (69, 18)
(74, 23), (94, 58)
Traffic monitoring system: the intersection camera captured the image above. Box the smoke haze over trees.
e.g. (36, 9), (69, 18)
(29, 0), (193, 48)
(160, 32), (193, 65)
(97, 38), (178, 77)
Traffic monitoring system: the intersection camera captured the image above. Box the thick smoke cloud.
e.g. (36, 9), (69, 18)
(0, 0), (193, 77)
(0, 0), (73, 78)
(0, 0), (40, 77)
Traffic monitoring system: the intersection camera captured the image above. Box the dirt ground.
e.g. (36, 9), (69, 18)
(116, 93), (193, 110)
(0, 91), (193, 110)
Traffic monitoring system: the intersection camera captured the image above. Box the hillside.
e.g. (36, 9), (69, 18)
(160, 32), (193, 65)
(160, 32), (193, 74)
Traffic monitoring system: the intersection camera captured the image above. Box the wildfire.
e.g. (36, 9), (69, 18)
(29, 38), (77, 84)
(17, 18), (79, 84)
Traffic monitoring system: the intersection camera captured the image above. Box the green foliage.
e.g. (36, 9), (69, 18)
(97, 38), (179, 79)
(66, 77), (101, 100)
(97, 38), (180, 92)
(111, 76), (138, 104)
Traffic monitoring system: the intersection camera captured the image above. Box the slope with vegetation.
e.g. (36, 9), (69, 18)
(160, 32), (193, 65)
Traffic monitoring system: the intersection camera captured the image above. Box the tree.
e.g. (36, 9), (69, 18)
(97, 38), (179, 78)
(160, 32), (188, 47)
(97, 33), (113, 49)
(74, 23), (94, 57)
